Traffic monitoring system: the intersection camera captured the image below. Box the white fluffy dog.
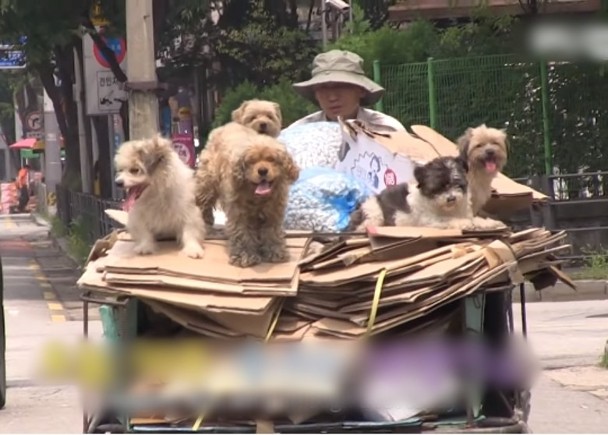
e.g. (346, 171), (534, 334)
(114, 135), (205, 258)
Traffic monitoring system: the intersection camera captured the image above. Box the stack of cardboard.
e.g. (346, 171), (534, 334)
(77, 222), (572, 430)
(78, 223), (573, 343)
(78, 230), (309, 340)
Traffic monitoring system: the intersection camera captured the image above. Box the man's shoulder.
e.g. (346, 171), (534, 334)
(361, 108), (406, 131)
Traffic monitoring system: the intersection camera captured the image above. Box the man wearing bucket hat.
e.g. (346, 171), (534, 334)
(289, 50), (406, 132)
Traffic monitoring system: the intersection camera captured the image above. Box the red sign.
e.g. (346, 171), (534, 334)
(383, 168), (397, 186)
(172, 134), (195, 168)
(93, 36), (126, 68)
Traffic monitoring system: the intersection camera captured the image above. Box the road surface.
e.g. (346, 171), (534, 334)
(0, 214), (607, 433)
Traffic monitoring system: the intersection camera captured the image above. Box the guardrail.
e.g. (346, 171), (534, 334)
(56, 185), (122, 246)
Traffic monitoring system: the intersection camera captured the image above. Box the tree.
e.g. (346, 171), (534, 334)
(0, 72), (15, 146)
(0, 0), (116, 189)
(156, 0), (319, 92)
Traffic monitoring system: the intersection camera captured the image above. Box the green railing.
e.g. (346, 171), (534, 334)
(373, 54), (608, 179)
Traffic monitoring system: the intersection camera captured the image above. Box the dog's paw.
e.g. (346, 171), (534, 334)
(179, 243), (205, 259)
(470, 216), (506, 230)
(229, 252), (262, 268)
(133, 242), (157, 256)
(446, 218), (475, 231)
(260, 246), (290, 263)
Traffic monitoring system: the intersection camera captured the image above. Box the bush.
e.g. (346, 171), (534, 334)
(212, 79), (317, 129)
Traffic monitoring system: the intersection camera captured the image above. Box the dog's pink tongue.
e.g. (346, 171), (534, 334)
(485, 161), (497, 173)
(255, 181), (272, 196)
(122, 188), (139, 212)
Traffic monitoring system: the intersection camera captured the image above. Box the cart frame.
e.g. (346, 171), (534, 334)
(79, 281), (532, 434)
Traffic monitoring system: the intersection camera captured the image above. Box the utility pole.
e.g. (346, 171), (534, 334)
(42, 88), (62, 201)
(125, 0), (160, 140)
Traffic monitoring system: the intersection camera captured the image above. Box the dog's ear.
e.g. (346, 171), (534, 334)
(272, 102), (283, 126)
(456, 127), (473, 158)
(455, 155), (469, 173)
(233, 151), (249, 183)
(141, 135), (169, 173)
(379, 183), (409, 211)
(232, 101), (249, 123)
(413, 164), (426, 187)
(280, 149), (300, 183)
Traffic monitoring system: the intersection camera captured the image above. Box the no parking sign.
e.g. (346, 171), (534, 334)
(93, 36), (126, 68)
(172, 134), (195, 168)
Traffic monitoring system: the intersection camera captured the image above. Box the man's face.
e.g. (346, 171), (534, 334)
(313, 83), (365, 121)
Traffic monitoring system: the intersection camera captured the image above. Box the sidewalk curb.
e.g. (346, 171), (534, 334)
(513, 281), (608, 303)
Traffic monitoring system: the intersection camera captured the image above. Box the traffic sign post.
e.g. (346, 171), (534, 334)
(83, 34), (128, 116)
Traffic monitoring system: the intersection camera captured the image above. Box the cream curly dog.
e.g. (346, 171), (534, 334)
(456, 124), (509, 215)
(114, 135), (205, 259)
(195, 122), (300, 267)
(231, 99), (282, 137)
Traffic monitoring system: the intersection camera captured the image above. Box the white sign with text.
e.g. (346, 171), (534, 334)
(83, 34), (128, 115)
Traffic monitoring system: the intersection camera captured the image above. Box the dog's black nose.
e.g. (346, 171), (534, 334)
(485, 148), (496, 157)
(259, 123), (267, 132)
(115, 180), (124, 188)
(258, 167), (268, 176)
(446, 195), (456, 203)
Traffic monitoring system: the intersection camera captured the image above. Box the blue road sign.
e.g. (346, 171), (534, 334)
(0, 37), (26, 69)
(0, 49), (26, 69)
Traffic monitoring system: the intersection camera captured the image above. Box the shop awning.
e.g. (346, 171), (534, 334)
(9, 137), (36, 149)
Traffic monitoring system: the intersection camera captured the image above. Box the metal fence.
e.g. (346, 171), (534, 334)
(374, 54), (608, 180)
(56, 185), (122, 246)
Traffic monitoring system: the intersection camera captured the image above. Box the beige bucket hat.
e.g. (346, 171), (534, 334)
(293, 50), (385, 106)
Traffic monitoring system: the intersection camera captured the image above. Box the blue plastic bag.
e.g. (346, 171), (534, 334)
(284, 166), (373, 232)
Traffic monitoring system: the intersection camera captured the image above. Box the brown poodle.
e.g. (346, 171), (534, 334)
(195, 122), (300, 268)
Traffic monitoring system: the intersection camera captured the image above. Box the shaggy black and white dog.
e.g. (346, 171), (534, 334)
(348, 156), (505, 231)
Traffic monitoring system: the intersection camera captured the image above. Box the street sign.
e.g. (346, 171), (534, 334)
(172, 134), (196, 168)
(93, 36), (126, 68)
(0, 48), (25, 70)
(0, 37), (27, 69)
(83, 34), (128, 115)
(25, 111), (42, 132)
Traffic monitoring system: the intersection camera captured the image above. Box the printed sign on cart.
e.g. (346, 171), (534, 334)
(172, 134), (196, 168)
(83, 34), (128, 115)
(335, 122), (415, 194)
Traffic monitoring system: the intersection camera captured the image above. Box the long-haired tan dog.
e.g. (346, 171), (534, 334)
(114, 135), (205, 258)
(195, 122), (299, 268)
(456, 124), (509, 215)
(231, 99), (282, 137)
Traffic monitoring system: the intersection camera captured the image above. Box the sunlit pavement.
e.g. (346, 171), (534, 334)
(0, 214), (102, 433)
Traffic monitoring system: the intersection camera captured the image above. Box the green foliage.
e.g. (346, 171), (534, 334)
(214, 2), (319, 90)
(212, 81), (259, 128)
(67, 216), (94, 267)
(572, 246), (608, 280)
(49, 215), (68, 238)
(212, 79), (316, 129)
(0, 72), (15, 145)
(49, 214), (92, 267)
(601, 344), (608, 369)
(353, 0), (396, 30)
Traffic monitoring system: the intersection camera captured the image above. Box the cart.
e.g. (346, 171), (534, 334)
(80, 274), (533, 434)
